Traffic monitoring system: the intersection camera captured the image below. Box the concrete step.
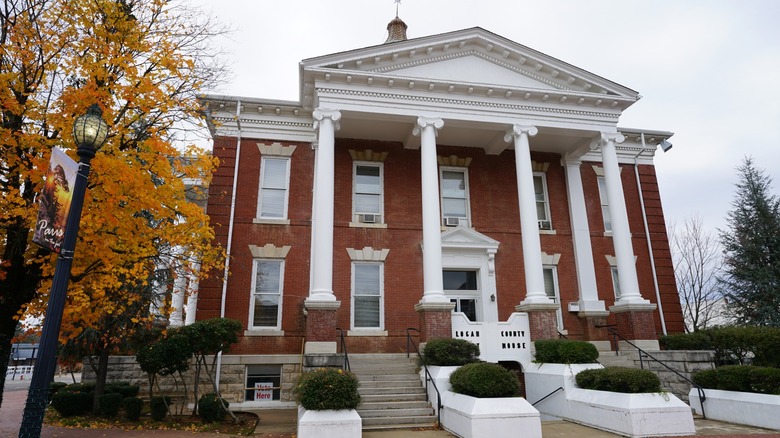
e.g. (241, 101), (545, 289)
(356, 374), (420, 382)
(361, 414), (437, 427)
(359, 379), (421, 388)
(357, 407), (435, 418)
(359, 386), (426, 396)
(360, 393), (428, 403)
(597, 353), (637, 368)
(359, 400), (431, 410)
(362, 422), (439, 432)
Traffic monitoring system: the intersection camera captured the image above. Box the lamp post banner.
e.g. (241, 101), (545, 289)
(32, 148), (78, 253)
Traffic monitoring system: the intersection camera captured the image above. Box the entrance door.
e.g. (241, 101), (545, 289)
(443, 270), (480, 322)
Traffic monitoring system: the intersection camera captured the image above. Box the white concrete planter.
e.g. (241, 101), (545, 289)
(440, 391), (542, 438)
(421, 365), (459, 415)
(524, 362), (603, 420)
(568, 388), (695, 437)
(689, 388), (780, 430)
(297, 406), (362, 438)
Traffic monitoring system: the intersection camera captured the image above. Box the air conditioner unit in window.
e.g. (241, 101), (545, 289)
(444, 217), (462, 227)
(537, 220), (552, 230)
(360, 213), (378, 224)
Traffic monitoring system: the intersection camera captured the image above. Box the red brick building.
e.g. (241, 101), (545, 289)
(197, 20), (682, 406)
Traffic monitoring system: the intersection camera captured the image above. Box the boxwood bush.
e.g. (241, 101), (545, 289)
(575, 367), (661, 393)
(693, 365), (780, 395)
(150, 396), (171, 421)
(535, 339), (599, 364)
(122, 396), (143, 421)
(50, 390), (92, 417)
(659, 326), (780, 367)
(198, 393), (230, 423)
(106, 382), (140, 398)
(296, 368), (361, 410)
(449, 362), (520, 398)
(422, 338), (480, 366)
(98, 392), (123, 418)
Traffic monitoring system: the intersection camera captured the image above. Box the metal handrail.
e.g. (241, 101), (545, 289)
(531, 386), (563, 406)
(603, 326), (706, 419)
(336, 328), (350, 372)
(405, 328), (443, 429)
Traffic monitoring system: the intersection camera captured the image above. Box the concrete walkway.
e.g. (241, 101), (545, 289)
(3, 376), (780, 437)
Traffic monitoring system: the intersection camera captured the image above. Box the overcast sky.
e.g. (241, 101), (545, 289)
(193, 0), (780, 236)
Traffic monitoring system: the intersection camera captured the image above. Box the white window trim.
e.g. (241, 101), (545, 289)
(596, 176), (612, 235)
(439, 166), (472, 227)
(256, 156), (291, 222)
(350, 161), (385, 227)
(543, 266), (565, 331)
(248, 259), (285, 333)
(534, 171), (554, 233)
(350, 262), (385, 332)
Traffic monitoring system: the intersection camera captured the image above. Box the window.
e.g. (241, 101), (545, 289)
(353, 163), (383, 223)
(611, 267), (621, 300)
(245, 365), (281, 402)
(352, 263), (383, 329)
(258, 157), (290, 219)
(543, 267), (564, 330)
(440, 168), (470, 226)
(250, 260), (283, 329)
(597, 177), (612, 232)
(444, 270), (479, 321)
(534, 173), (552, 230)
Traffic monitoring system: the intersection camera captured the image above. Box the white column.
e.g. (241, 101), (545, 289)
(564, 159), (606, 312)
(505, 124), (552, 305)
(415, 117), (449, 304)
(184, 262), (200, 325)
(308, 109), (341, 302)
(599, 132), (648, 305)
(168, 272), (187, 327)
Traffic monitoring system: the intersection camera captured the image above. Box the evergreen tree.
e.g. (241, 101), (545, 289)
(718, 157), (780, 326)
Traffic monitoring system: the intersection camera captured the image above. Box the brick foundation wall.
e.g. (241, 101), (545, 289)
(417, 307), (453, 342)
(527, 309), (559, 341)
(614, 309), (658, 341)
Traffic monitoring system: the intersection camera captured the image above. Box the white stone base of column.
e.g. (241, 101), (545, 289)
(304, 299), (341, 311)
(304, 341), (337, 354)
(609, 301), (657, 313)
(307, 291), (338, 303)
(577, 300), (608, 313)
(414, 301), (456, 312)
(516, 299), (559, 311)
(419, 293), (452, 305)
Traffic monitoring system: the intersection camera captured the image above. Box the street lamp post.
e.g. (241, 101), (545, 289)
(18, 104), (108, 438)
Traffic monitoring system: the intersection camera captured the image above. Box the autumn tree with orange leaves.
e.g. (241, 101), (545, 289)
(0, 0), (226, 408)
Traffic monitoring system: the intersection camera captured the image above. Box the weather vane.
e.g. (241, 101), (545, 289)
(395, 0), (401, 17)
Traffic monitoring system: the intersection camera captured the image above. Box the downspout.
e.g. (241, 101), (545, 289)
(636, 133), (667, 335)
(215, 100), (242, 391)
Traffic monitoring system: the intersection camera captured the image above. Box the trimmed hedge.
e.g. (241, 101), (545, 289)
(50, 390), (92, 417)
(150, 396), (171, 421)
(659, 326), (780, 367)
(198, 393), (230, 423)
(49, 381), (68, 399)
(535, 339), (599, 364)
(449, 362), (521, 398)
(98, 392), (123, 418)
(575, 367), (662, 393)
(693, 365), (780, 395)
(122, 397), (143, 421)
(296, 368), (361, 410)
(106, 382), (140, 398)
(422, 338), (480, 366)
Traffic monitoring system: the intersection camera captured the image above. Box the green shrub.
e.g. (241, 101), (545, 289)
(659, 331), (713, 351)
(60, 382), (95, 393)
(106, 382), (140, 398)
(198, 393), (230, 423)
(49, 381), (68, 399)
(661, 326), (780, 367)
(150, 396), (171, 421)
(693, 365), (780, 394)
(534, 339), (599, 364)
(295, 368), (361, 410)
(98, 393), (123, 418)
(749, 367), (780, 395)
(575, 367), (661, 393)
(449, 362), (520, 398)
(122, 397), (143, 421)
(422, 338), (480, 366)
(50, 390), (92, 417)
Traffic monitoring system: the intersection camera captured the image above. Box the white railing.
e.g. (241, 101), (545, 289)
(451, 312), (532, 367)
(5, 365), (34, 380)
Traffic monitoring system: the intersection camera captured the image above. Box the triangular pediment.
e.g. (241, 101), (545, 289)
(441, 226), (500, 251)
(302, 27), (638, 99)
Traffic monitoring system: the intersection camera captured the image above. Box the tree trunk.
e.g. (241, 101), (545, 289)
(0, 330), (14, 409)
(91, 349), (110, 415)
